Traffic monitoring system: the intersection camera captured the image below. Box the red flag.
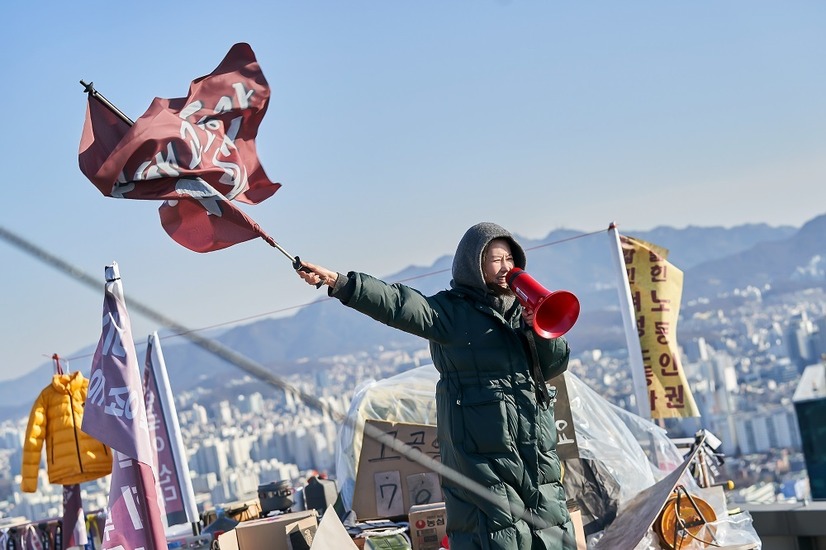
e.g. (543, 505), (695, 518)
(78, 42), (281, 252)
(82, 263), (167, 550)
(158, 191), (274, 252)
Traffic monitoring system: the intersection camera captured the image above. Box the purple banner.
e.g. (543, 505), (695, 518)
(143, 333), (198, 526)
(62, 484), (88, 548)
(82, 263), (166, 550)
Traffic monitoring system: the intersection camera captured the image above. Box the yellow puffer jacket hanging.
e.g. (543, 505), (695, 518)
(21, 371), (112, 492)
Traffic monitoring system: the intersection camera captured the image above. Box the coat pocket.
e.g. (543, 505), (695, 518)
(459, 386), (512, 455)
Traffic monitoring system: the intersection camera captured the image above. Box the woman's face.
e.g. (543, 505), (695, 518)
(483, 239), (514, 288)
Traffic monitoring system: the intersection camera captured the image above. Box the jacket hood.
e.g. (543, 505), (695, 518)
(451, 222), (526, 291)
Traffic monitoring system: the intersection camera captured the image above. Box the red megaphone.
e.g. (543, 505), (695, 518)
(506, 268), (580, 339)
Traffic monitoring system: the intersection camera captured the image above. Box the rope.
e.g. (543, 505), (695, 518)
(6, 226), (611, 363)
(52, 353), (64, 375)
(0, 222), (611, 532)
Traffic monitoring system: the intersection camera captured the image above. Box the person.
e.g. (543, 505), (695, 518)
(297, 222), (575, 550)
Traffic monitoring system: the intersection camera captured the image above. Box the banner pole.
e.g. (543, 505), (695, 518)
(607, 222), (651, 419)
(146, 333), (200, 527)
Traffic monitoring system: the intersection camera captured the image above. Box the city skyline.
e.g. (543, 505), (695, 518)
(1, 315), (814, 525)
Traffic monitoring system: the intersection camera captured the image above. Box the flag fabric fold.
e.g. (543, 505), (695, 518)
(143, 332), (199, 527)
(82, 262), (167, 550)
(63, 484), (89, 549)
(23, 525), (44, 550)
(620, 235), (700, 418)
(158, 192), (274, 252)
(78, 42), (281, 252)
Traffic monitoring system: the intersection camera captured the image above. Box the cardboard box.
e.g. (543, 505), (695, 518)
(218, 510), (318, 550)
(204, 498), (262, 526)
(218, 529), (240, 550)
(353, 420), (441, 520)
(408, 502), (446, 550)
(286, 516), (317, 550)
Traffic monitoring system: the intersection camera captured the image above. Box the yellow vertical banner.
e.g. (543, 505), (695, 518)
(620, 235), (700, 418)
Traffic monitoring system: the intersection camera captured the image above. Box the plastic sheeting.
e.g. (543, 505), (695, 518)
(335, 366), (439, 512)
(335, 365), (683, 513)
(564, 372), (686, 534)
(334, 365), (761, 548)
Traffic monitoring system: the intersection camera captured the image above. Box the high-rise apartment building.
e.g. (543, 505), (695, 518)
(793, 361), (826, 500)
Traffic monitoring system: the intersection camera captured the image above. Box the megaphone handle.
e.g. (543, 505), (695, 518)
(293, 256), (323, 288)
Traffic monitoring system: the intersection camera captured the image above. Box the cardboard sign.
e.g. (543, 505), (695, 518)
(407, 473), (442, 508)
(353, 420), (441, 520)
(549, 373), (579, 461)
(374, 471), (404, 517)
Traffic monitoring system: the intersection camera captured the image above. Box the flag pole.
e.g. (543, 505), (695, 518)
(80, 80), (135, 126)
(146, 332), (200, 532)
(78, 81), (317, 282)
(607, 222), (650, 419)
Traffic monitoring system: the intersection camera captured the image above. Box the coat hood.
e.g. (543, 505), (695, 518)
(451, 222), (526, 291)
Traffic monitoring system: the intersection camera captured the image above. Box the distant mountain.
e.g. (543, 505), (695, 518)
(682, 214), (826, 299)
(4, 216), (817, 422)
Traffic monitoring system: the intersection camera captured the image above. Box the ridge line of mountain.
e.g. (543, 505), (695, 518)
(3, 214), (822, 419)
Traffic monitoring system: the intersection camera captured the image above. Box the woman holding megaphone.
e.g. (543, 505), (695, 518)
(297, 222), (578, 550)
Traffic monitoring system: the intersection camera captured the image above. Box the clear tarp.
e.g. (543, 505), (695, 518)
(335, 365), (761, 548)
(335, 365), (439, 512)
(567, 371), (685, 492)
(335, 365), (680, 512)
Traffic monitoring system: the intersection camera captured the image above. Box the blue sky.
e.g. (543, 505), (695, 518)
(1, 1), (825, 382)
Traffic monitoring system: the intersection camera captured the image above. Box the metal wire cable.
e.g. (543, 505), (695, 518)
(1, 223), (606, 531)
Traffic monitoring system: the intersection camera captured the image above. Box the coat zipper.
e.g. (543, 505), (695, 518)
(68, 392), (85, 473)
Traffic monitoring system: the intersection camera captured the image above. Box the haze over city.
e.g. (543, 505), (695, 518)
(1, 1), (825, 381)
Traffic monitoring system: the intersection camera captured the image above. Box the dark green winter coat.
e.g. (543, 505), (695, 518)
(330, 222), (575, 549)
